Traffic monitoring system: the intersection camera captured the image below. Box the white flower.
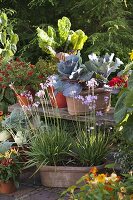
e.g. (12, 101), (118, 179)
(32, 102), (40, 108)
(36, 90), (45, 98)
(110, 173), (118, 182)
(86, 78), (98, 88)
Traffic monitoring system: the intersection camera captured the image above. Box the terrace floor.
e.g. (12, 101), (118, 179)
(0, 169), (64, 200)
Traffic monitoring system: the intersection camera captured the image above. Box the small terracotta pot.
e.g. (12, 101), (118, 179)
(48, 86), (67, 108)
(0, 181), (16, 194)
(16, 94), (31, 106)
(66, 88), (111, 115)
(39, 164), (104, 188)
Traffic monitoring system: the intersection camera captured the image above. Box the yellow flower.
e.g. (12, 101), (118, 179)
(96, 174), (106, 183)
(129, 50), (133, 61)
(0, 153), (3, 158)
(120, 187), (126, 193)
(4, 150), (11, 158)
(10, 148), (18, 155)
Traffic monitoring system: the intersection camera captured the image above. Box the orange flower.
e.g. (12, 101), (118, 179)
(105, 184), (113, 192)
(84, 174), (90, 183)
(89, 167), (98, 175)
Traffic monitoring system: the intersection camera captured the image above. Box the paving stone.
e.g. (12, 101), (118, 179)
(0, 168), (65, 200)
(0, 186), (64, 200)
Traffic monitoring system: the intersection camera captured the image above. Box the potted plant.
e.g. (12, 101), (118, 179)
(25, 124), (110, 188)
(0, 147), (23, 194)
(42, 52), (123, 114)
(59, 53), (123, 115)
(36, 16), (88, 108)
(0, 57), (57, 107)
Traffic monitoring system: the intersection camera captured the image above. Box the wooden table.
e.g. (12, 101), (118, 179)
(8, 103), (115, 126)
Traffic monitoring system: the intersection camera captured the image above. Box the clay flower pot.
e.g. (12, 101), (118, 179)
(48, 86), (67, 108)
(39, 164), (104, 188)
(66, 88), (111, 115)
(16, 94), (31, 107)
(0, 181), (16, 194)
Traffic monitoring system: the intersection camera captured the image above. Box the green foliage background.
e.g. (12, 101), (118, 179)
(0, 0), (133, 63)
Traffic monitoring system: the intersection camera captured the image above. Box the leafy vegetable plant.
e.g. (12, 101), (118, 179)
(37, 16), (88, 56)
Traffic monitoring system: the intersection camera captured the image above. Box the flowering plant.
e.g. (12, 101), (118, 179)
(108, 76), (128, 88)
(61, 167), (133, 200)
(0, 57), (56, 93)
(108, 75), (128, 94)
(0, 148), (22, 183)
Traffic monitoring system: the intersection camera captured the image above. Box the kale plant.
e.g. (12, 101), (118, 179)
(85, 53), (124, 83)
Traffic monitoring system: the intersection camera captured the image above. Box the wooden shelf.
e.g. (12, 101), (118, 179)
(8, 104), (115, 126)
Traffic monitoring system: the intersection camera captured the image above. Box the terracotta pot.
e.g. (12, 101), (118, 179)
(48, 86), (67, 108)
(16, 94), (31, 106)
(0, 181), (16, 194)
(66, 88), (111, 115)
(39, 164), (104, 188)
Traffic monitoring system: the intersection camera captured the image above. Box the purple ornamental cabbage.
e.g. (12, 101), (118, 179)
(57, 55), (79, 77)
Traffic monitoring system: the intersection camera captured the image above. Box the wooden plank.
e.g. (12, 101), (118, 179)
(8, 104), (115, 126)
